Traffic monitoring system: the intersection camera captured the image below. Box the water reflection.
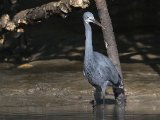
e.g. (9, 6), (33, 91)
(93, 103), (125, 120)
(0, 60), (160, 119)
(0, 103), (160, 120)
(113, 104), (125, 120)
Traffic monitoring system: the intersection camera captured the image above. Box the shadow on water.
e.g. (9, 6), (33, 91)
(118, 33), (160, 76)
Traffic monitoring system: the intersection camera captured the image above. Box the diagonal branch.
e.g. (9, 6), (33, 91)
(0, 0), (90, 32)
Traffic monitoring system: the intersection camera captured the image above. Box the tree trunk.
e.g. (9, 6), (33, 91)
(94, 0), (125, 102)
(94, 0), (122, 77)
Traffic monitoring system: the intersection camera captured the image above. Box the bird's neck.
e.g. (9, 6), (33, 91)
(84, 22), (94, 61)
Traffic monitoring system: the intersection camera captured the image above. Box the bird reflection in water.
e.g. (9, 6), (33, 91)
(92, 101), (125, 120)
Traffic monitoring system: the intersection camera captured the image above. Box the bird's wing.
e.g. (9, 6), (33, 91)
(93, 52), (121, 85)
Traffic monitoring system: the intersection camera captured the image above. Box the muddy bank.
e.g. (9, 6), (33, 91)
(0, 59), (160, 114)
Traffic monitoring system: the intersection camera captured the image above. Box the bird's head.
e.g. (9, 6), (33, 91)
(83, 12), (104, 28)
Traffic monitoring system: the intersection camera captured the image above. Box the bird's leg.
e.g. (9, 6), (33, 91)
(112, 86), (126, 105)
(112, 78), (126, 104)
(101, 81), (110, 106)
(94, 87), (102, 105)
(101, 88), (106, 107)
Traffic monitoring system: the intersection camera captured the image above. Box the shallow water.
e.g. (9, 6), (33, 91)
(0, 60), (160, 119)
(0, 106), (160, 120)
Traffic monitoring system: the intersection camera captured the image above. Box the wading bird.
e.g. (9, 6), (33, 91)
(83, 12), (124, 104)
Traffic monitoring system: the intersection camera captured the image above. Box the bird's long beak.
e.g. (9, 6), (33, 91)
(92, 19), (105, 29)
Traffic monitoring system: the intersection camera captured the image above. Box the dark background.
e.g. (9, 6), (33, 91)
(0, 0), (160, 65)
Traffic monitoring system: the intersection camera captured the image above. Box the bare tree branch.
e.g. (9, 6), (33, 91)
(0, 0), (90, 32)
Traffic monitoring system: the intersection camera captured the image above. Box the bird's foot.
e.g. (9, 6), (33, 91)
(94, 99), (102, 105)
(113, 87), (126, 105)
(116, 93), (126, 105)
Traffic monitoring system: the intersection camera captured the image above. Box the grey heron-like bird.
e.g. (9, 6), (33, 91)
(83, 12), (124, 104)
